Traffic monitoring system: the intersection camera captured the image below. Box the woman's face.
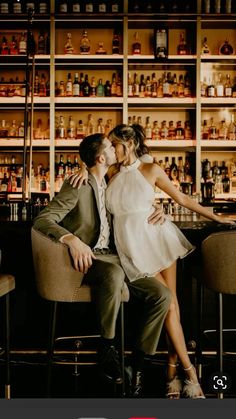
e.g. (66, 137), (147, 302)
(112, 141), (127, 163)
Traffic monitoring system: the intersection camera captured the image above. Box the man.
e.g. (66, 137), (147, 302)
(34, 133), (171, 396)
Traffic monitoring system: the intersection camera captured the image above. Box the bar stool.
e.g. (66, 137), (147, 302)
(201, 230), (236, 398)
(31, 227), (129, 396)
(0, 249), (15, 399)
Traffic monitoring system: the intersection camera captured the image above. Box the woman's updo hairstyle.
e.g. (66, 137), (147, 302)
(108, 123), (150, 157)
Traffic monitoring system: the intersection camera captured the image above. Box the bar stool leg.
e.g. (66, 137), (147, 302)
(5, 293), (10, 400)
(120, 302), (125, 397)
(196, 280), (204, 380)
(47, 301), (57, 397)
(217, 293), (224, 400)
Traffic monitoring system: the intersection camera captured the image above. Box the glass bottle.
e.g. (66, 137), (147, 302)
(132, 32), (141, 55)
(111, 73), (117, 96)
(225, 0), (232, 13)
(104, 80), (111, 97)
(39, 73), (46, 96)
(155, 28), (168, 60)
(37, 32), (46, 54)
(160, 121), (168, 139)
(139, 74), (146, 98)
(232, 77), (236, 98)
(64, 33), (74, 54)
(111, 1), (119, 13)
(152, 121), (160, 140)
(207, 77), (215, 97)
(215, 0), (221, 13)
(39, 2), (48, 13)
(13, 0), (22, 13)
(145, 116), (152, 140)
(1, 36), (9, 55)
(0, 2), (8, 13)
(177, 157), (185, 183)
(184, 121), (192, 140)
(72, 156), (79, 173)
(202, 37), (210, 54)
(0, 120), (8, 137)
(59, 0), (68, 13)
(218, 120), (228, 140)
(208, 118), (218, 140)
(82, 74), (90, 96)
(86, 114), (95, 135)
(98, 1), (107, 13)
(72, 72), (80, 96)
(72, 1), (81, 13)
(184, 73), (191, 97)
(133, 73), (140, 97)
(66, 72), (72, 96)
(219, 40), (234, 55)
(175, 121), (185, 140)
(97, 118), (105, 134)
(228, 114), (236, 141)
(112, 30), (120, 55)
(216, 73), (224, 97)
(67, 116), (76, 139)
(151, 73), (157, 97)
(204, 0), (211, 13)
(201, 77), (207, 97)
(128, 72), (133, 97)
(57, 116), (66, 139)
(76, 120), (85, 139)
(96, 79), (105, 97)
(170, 157), (178, 181)
(202, 120), (209, 139)
(96, 41), (107, 55)
(177, 32), (189, 55)
(168, 121), (176, 140)
(164, 156), (171, 177)
(19, 32), (27, 54)
(9, 36), (18, 55)
(85, 1), (93, 13)
(224, 74), (232, 97)
(80, 30), (90, 54)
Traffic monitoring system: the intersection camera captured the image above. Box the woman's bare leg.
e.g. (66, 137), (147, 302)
(155, 266), (204, 396)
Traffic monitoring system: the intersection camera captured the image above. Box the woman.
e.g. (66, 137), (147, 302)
(70, 124), (234, 398)
(105, 124), (234, 399)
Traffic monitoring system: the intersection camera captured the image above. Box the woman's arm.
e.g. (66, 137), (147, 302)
(152, 164), (235, 225)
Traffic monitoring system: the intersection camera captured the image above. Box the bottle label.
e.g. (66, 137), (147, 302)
(112, 4), (119, 12)
(73, 84), (80, 96)
(39, 3), (47, 13)
(60, 4), (68, 12)
(216, 85), (224, 97)
(204, 0), (210, 13)
(225, 87), (232, 97)
(226, 0), (232, 13)
(26, 3), (35, 11)
(13, 3), (22, 13)
(19, 41), (27, 54)
(86, 4), (93, 12)
(0, 3), (8, 13)
(99, 4), (106, 12)
(73, 4), (80, 12)
(208, 86), (215, 97)
(215, 0), (221, 13)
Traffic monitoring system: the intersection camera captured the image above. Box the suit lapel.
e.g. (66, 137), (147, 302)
(88, 173), (100, 212)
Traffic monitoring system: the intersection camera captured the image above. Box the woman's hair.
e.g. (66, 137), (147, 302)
(108, 124), (150, 157)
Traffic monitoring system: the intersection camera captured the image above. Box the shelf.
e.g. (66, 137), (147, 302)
(201, 98), (236, 105)
(55, 54), (124, 61)
(128, 55), (196, 61)
(55, 139), (81, 146)
(54, 97), (123, 104)
(201, 140), (236, 150)
(145, 140), (196, 148)
(128, 98), (196, 106)
(0, 97), (50, 104)
(201, 54), (236, 61)
(0, 140), (50, 147)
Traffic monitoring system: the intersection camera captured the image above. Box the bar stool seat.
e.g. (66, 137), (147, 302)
(31, 227), (129, 396)
(0, 273), (15, 399)
(201, 230), (236, 398)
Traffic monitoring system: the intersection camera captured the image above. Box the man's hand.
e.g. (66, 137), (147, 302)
(68, 164), (88, 189)
(148, 202), (165, 225)
(62, 235), (96, 273)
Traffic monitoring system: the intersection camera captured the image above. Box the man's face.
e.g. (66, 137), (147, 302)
(102, 138), (117, 166)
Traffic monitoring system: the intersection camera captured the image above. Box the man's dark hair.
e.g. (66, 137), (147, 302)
(79, 133), (106, 168)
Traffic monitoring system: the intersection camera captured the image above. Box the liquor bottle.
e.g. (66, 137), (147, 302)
(58, 80), (65, 96)
(164, 157), (170, 177)
(232, 77), (236, 97)
(72, 72), (80, 96)
(224, 74), (232, 97)
(225, 0), (232, 13)
(72, 1), (81, 13)
(97, 118), (105, 134)
(98, 1), (107, 13)
(145, 116), (152, 139)
(152, 121), (160, 140)
(59, 1), (68, 13)
(9, 36), (18, 55)
(228, 114), (236, 140)
(154, 28), (168, 60)
(85, 1), (93, 13)
(66, 72), (72, 96)
(163, 72), (170, 98)
(184, 121), (192, 139)
(88, 75), (96, 95)
(139, 74), (146, 98)
(1, 36), (8, 55)
(214, 0), (221, 13)
(39, 2), (48, 13)
(175, 121), (185, 140)
(82, 74), (90, 96)
(170, 157), (178, 181)
(33, 118), (43, 139)
(86, 114), (95, 135)
(39, 73), (46, 96)
(184, 73), (191, 97)
(201, 120), (209, 139)
(208, 117), (218, 139)
(178, 74), (185, 98)
(184, 156), (192, 183)
(0, 119), (8, 137)
(202, 37), (210, 54)
(111, 73), (117, 96)
(204, 0), (211, 13)
(18, 121), (25, 137)
(218, 120), (227, 140)
(67, 117), (76, 139)
(104, 80), (111, 96)
(116, 74), (122, 96)
(111, 0), (119, 13)
(207, 77), (215, 97)
(105, 119), (113, 136)
(151, 73), (157, 97)
(177, 32), (189, 55)
(201, 77), (207, 97)
(97, 79), (105, 97)
(64, 33), (74, 54)
(96, 41), (107, 55)
(177, 157), (185, 183)
(37, 32), (46, 54)
(219, 40), (234, 55)
(8, 120), (18, 137)
(145, 76), (152, 97)
(19, 32), (27, 54)
(128, 72), (133, 97)
(76, 120), (84, 139)
(133, 73), (139, 97)
(13, 0), (22, 14)
(112, 31), (120, 55)
(132, 32), (141, 55)
(57, 116), (66, 139)
(26, 2), (35, 12)
(72, 156), (80, 172)
(168, 121), (176, 140)
(34, 71), (40, 96)
(0, 2), (8, 13)
(160, 121), (168, 139)
(80, 30), (90, 54)
(216, 73), (224, 97)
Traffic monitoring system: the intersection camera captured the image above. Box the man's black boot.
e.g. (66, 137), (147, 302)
(125, 364), (143, 397)
(98, 345), (123, 384)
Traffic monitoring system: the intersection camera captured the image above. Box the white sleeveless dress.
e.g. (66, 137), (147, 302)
(106, 159), (195, 282)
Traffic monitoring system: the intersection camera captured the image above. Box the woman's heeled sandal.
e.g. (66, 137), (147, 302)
(183, 365), (205, 399)
(166, 375), (182, 399)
